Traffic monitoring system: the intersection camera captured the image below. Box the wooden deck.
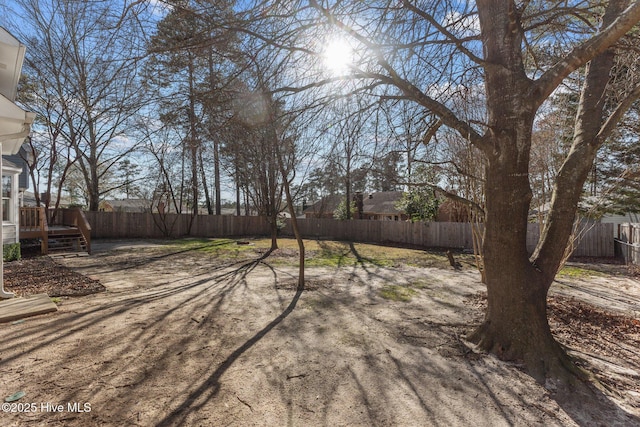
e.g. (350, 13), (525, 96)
(19, 207), (91, 254)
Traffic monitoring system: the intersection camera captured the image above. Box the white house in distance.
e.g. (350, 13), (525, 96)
(0, 27), (36, 298)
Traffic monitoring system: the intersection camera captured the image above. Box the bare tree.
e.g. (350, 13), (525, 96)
(236, 0), (640, 385)
(322, 99), (380, 218)
(137, 117), (189, 213)
(10, 0), (151, 211)
(17, 74), (77, 215)
(231, 88), (291, 249)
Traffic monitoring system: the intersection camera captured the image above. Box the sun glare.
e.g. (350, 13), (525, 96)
(322, 39), (353, 74)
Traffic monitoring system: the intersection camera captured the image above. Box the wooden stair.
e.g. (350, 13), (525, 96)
(47, 229), (89, 253)
(20, 207), (92, 255)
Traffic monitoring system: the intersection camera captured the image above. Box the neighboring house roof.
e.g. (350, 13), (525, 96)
(101, 199), (151, 212)
(21, 191), (76, 208)
(361, 191), (404, 215)
(194, 207), (238, 215)
(304, 191), (406, 217)
(220, 208), (237, 216)
(21, 191), (37, 206)
(303, 194), (344, 216)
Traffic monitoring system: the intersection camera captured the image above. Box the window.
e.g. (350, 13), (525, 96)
(2, 176), (11, 222)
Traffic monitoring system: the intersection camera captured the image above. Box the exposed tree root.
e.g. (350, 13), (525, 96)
(468, 320), (591, 389)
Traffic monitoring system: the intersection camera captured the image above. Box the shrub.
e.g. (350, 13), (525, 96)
(3, 242), (21, 262)
(333, 199), (357, 220)
(395, 189), (440, 222)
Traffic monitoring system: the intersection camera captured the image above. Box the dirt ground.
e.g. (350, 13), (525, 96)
(1, 238), (640, 426)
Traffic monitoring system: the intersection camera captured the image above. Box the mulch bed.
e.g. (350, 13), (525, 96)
(4, 256), (105, 297)
(468, 291), (640, 405)
(549, 296), (640, 398)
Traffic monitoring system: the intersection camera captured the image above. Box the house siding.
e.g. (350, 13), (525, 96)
(4, 151), (29, 190)
(2, 223), (17, 245)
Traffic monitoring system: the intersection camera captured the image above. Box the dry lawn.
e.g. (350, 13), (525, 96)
(1, 238), (639, 426)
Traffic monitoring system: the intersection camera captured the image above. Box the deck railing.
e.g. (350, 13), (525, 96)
(19, 206), (49, 253)
(19, 206), (47, 233)
(19, 206), (92, 254)
(74, 209), (92, 254)
(49, 207), (92, 254)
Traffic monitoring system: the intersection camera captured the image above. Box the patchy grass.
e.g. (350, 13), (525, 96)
(157, 237), (475, 269)
(558, 265), (607, 278)
(162, 238), (256, 259)
(305, 241), (395, 267)
(295, 240), (468, 269)
(378, 278), (437, 302)
(407, 278), (432, 289)
(379, 285), (418, 302)
(228, 238), (417, 267)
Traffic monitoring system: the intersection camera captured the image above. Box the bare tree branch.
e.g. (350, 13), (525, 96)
(533, 1), (640, 107)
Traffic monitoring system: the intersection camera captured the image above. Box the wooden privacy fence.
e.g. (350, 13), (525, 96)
(283, 218), (612, 257)
(616, 223), (640, 264)
(282, 219), (476, 249)
(83, 211), (614, 257)
(84, 212), (269, 239)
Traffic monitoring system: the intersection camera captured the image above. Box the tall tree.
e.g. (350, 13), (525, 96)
(370, 151), (402, 191)
(16, 74), (77, 214)
(10, 0), (150, 211)
(586, 41), (640, 215)
(136, 115), (187, 215)
(325, 100), (379, 218)
(238, 0), (640, 385)
(115, 159), (142, 199)
(297, 163), (343, 204)
(147, 0), (239, 216)
(147, 2), (208, 216)
(231, 88), (288, 249)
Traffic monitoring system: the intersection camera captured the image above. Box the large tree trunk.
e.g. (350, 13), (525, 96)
(208, 51), (222, 216)
(235, 169), (241, 217)
(469, 0), (627, 385)
(190, 146), (198, 216)
(468, 1), (577, 384)
(269, 215), (278, 250)
(467, 123), (572, 380)
(88, 158), (100, 211)
(470, 153), (575, 383)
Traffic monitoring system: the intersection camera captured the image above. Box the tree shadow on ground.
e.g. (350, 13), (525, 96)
(77, 239), (249, 274)
(2, 242), (638, 426)
(1, 248), (299, 424)
(0, 252), (272, 365)
(551, 377), (639, 426)
(156, 255), (304, 426)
